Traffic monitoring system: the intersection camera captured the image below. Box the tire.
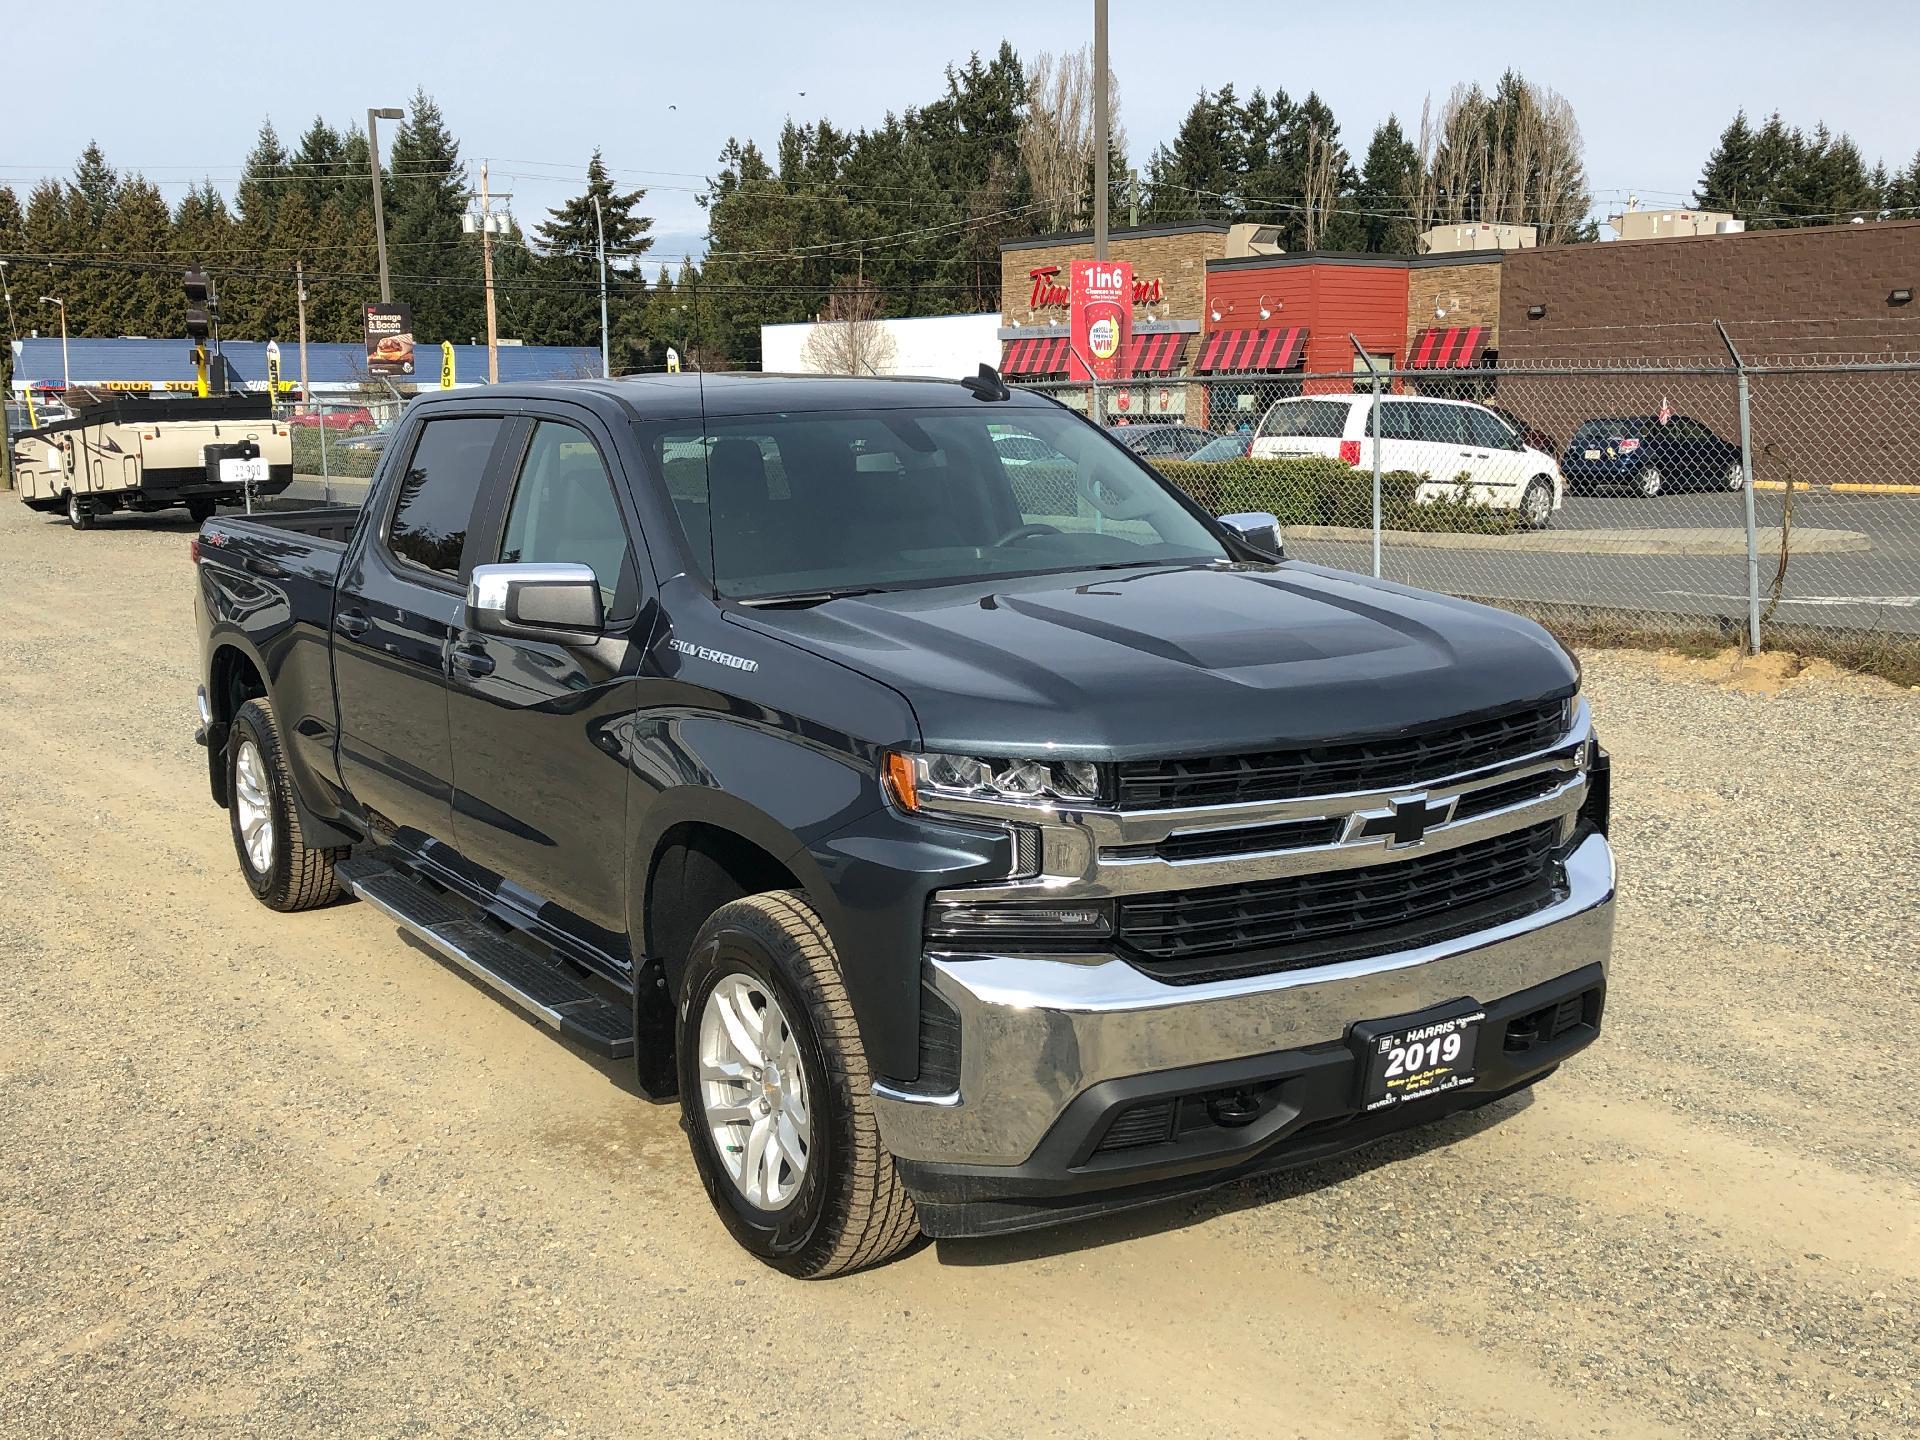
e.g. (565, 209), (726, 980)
(187, 498), (218, 524)
(227, 698), (346, 911)
(66, 492), (95, 530)
(1724, 461), (1746, 492)
(1636, 466), (1665, 498)
(1520, 477), (1554, 530)
(676, 891), (919, 1278)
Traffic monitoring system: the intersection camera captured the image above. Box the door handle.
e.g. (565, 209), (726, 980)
(335, 609), (371, 639)
(448, 644), (495, 678)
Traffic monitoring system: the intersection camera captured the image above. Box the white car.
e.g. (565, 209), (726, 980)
(1249, 394), (1564, 528)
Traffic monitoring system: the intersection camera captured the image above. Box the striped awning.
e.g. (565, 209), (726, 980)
(1000, 336), (1070, 375)
(1126, 332), (1190, 374)
(1407, 325), (1490, 369)
(1195, 327), (1309, 374)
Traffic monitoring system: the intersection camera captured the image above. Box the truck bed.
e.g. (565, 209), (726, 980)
(216, 505), (362, 547)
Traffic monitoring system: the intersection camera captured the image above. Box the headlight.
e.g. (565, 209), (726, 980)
(884, 751), (1102, 813)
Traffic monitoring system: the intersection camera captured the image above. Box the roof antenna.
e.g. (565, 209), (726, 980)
(960, 362), (1010, 401)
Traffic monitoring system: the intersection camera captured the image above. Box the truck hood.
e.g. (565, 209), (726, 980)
(729, 562), (1578, 759)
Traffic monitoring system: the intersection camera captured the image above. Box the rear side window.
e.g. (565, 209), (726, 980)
(1377, 401), (1419, 442)
(387, 417), (503, 575)
(1410, 403), (1467, 445)
(1256, 399), (1351, 440)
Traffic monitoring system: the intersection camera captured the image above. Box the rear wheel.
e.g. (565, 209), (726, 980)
(1520, 477), (1554, 530)
(66, 492), (95, 530)
(227, 698), (346, 911)
(1724, 461), (1746, 492)
(1637, 466), (1665, 498)
(187, 498), (218, 524)
(677, 891), (919, 1278)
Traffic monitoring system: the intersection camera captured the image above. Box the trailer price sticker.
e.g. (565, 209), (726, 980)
(1352, 1007), (1486, 1111)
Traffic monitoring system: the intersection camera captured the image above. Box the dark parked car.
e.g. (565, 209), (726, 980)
(1108, 423), (1221, 460)
(1561, 415), (1745, 497)
(337, 425), (395, 453)
(1187, 431), (1254, 463)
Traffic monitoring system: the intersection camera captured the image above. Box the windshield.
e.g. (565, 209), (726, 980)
(642, 406), (1229, 601)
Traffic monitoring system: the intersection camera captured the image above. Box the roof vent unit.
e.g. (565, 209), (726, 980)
(1225, 223), (1286, 258)
(1716, 219), (1746, 235)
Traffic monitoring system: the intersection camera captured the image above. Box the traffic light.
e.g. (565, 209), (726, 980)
(184, 266), (214, 341)
(184, 266), (218, 396)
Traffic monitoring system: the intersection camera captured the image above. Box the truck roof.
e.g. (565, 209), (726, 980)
(404, 371), (1054, 423)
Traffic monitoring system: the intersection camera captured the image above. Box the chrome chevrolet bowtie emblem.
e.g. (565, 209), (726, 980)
(1345, 792), (1457, 849)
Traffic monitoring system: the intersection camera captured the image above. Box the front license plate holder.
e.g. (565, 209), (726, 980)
(1349, 998), (1487, 1113)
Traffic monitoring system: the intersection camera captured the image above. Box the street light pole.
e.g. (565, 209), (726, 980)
(592, 193), (610, 378)
(39, 297), (68, 392)
(1092, 0), (1109, 260)
(367, 106), (405, 303)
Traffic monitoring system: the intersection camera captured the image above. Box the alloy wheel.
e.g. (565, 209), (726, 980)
(233, 739), (276, 874)
(697, 973), (812, 1210)
(1726, 462), (1746, 491)
(1638, 467), (1664, 498)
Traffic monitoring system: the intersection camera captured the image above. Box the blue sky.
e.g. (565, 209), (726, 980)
(8, 0), (1916, 264)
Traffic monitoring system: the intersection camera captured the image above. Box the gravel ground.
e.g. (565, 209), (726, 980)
(2, 499), (1916, 1440)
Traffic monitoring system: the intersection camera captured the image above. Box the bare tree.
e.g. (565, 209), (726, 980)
(1302, 121), (1341, 250)
(800, 280), (898, 376)
(1020, 46), (1128, 231)
(1412, 74), (1592, 245)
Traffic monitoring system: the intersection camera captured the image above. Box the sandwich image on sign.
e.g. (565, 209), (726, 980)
(364, 303), (417, 376)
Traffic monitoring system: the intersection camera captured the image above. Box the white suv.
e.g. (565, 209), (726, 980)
(1249, 395), (1564, 528)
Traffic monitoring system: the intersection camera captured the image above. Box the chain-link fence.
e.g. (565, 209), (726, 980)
(1018, 353), (1920, 671)
(280, 397), (403, 506)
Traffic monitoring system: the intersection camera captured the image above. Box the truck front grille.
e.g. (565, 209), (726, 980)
(1115, 822), (1561, 983)
(1114, 699), (1568, 810)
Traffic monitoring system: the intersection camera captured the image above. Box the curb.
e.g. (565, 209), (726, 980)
(1287, 525), (1873, 556)
(1752, 480), (1920, 496)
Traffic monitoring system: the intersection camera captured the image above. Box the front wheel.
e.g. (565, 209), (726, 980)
(66, 492), (95, 530)
(1724, 461), (1747, 492)
(677, 891), (920, 1278)
(1520, 478), (1554, 530)
(227, 699), (347, 911)
(1636, 466), (1666, 498)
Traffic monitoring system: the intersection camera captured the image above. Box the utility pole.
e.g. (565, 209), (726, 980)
(295, 259), (310, 403)
(480, 162), (500, 383)
(367, 106), (404, 303)
(1092, 0), (1110, 259)
(592, 192), (610, 379)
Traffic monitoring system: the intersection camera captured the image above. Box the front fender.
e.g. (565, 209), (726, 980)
(627, 712), (1010, 1083)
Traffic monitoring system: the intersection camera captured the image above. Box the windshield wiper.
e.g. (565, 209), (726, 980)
(736, 586), (893, 609)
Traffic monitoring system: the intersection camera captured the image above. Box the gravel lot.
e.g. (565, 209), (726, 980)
(2, 499), (1916, 1440)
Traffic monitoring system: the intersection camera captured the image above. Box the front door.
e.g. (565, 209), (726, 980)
(445, 413), (645, 962)
(333, 413), (510, 844)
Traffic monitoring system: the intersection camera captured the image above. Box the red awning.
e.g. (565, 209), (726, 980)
(1195, 327), (1309, 374)
(1407, 326), (1490, 369)
(1000, 336), (1070, 376)
(1125, 332), (1190, 374)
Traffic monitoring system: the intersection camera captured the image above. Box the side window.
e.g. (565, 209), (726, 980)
(1467, 409), (1518, 450)
(497, 421), (636, 609)
(1412, 403), (1467, 446)
(1377, 401), (1418, 442)
(387, 416), (504, 576)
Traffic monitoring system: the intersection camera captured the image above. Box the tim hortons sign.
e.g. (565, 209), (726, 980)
(1028, 264), (1164, 310)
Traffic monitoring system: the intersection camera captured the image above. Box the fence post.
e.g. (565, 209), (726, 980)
(1349, 333), (1384, 578)
(1715, 321), (1762, 654)
(318, 400), (331, 506)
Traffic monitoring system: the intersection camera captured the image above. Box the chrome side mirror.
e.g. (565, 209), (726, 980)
(465, 562), (605, 644)
(1218, 511), (1284, 560)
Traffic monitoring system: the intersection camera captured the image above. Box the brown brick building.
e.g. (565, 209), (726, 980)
(1407, 253), (1503, 353)
(998, 221), (1228, 330)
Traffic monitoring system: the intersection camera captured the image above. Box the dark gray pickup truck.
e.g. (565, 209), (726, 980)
(192, 371), (1614, 1276)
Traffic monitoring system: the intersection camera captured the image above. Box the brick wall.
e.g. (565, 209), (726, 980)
(1000, 225), (1227, 328)
(1499, 220), (1920, 362)
(1408, 260), (1503, 350)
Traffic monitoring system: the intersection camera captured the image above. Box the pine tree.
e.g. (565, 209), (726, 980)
(526, 151), (653, 351)
(98, 177), (175, 337)
(71, 142), (119, 227)
(1352, 117), (1420, 252)
(1144, 87), (1239, 221)
(385, 89), (481, 348)
(290, 117), (349, 212)
(1694, 111), (1756, 214)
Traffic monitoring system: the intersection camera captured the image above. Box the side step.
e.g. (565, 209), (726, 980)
(337, 850), (635, 1059)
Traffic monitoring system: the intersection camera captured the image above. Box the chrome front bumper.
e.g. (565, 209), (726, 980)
(873, 830), (1614, 1167)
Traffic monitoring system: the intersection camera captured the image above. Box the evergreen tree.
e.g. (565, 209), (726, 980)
(1889, 150), (1920, 216)
(526, 151), (653, 352)
(290, 117), (349, 212)
(1144, 88), (1239, 221)
(384, 88), (481, 347)
(1352, 117), (1420, 252)
(236, 121), (290, 229)
(99, 177), (175, 336)
(71, 141), (119, 227)
(1694, 111), (1756, 213)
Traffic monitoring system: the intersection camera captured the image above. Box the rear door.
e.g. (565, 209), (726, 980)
(332, 411), (512, 844)
(1249, 398), (1352, 460)
(444, 410), (646, 959)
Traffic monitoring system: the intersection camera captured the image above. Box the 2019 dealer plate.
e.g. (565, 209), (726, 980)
(1350, 1002), (1487, 1112)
